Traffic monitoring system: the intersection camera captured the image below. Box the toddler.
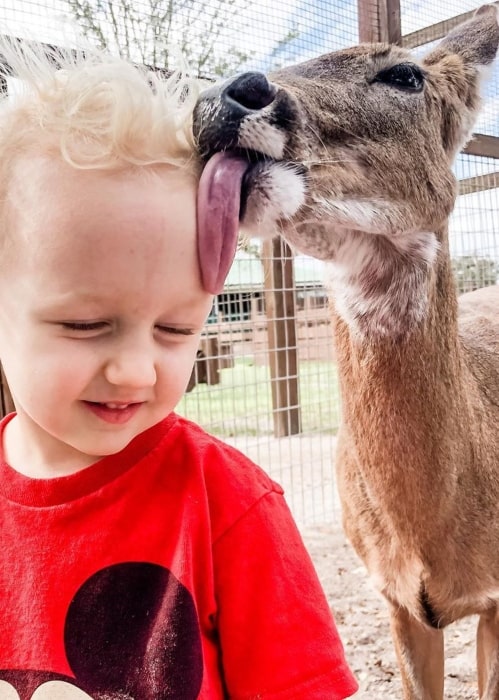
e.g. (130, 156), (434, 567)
(0, 37), (357, 700)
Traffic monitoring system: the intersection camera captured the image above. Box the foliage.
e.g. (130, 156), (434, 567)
(65, 0), (296, 78)
(237, 236), (262, 258)
(451, 254), (498, 294)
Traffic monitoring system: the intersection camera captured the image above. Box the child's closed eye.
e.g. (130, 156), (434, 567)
(156, 325), (195, 336)
(59, 322), (196, 336)
(60, 321), (108, 332)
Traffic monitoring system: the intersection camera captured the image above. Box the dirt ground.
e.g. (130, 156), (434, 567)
(302, 523), (478, 699)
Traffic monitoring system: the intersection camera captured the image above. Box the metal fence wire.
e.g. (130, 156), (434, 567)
(1, 0), (498, 526)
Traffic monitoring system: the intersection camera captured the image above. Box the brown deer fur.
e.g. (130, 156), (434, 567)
(193, 6), (499, 698)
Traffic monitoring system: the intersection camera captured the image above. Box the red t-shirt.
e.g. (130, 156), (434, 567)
(0, 412), (357, 700)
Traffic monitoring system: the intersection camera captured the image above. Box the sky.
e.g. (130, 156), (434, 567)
(1, 0), (498, 261)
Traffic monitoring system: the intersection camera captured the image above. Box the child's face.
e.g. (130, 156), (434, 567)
(0, 157), (214, 474)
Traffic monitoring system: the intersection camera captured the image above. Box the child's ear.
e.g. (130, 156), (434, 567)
(422, 4), (499, 156)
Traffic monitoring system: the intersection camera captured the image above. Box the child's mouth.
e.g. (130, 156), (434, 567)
(83, 401), (144, 424)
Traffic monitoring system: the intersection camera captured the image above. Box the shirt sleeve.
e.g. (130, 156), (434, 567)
(212, 487), (358, 700)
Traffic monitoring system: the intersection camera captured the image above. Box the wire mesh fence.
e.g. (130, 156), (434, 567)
(178, 239), (343, 526)
(0, 0), (498, 527)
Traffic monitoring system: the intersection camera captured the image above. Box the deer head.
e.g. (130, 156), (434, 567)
(194, 5), (499, 274)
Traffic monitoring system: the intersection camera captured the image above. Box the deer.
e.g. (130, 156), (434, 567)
(193, 5), (499, 699)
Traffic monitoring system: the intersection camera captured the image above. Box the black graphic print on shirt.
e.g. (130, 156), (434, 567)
(1, 562), (203, 700)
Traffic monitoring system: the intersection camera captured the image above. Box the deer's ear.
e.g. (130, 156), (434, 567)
(424, 5), (499, 71)
(422, 5), (499, 156)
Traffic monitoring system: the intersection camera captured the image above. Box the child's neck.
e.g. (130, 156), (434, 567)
(3, 415), (98, 479)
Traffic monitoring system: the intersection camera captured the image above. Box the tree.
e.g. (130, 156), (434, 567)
(65, 0), (296, 78)
(451, 254), (499, 294)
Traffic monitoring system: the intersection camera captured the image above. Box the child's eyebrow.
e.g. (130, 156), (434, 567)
(32, 293), (109, 314)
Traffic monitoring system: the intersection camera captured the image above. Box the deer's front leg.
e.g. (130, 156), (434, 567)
(388, 603), (444, 699)
(477, 607), (499, 699)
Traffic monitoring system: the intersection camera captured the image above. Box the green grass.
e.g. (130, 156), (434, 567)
(177, 358), (341, 437)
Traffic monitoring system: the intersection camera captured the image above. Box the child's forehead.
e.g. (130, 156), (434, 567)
(8, 155), (197, 245)
(11, 153), (194, 201)
(4, 155), (205, 296)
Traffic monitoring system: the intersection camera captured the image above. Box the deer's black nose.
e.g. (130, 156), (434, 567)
(193, 71), (278, 158)
(225, 72), (277, 112)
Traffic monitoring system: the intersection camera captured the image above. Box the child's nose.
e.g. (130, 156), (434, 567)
(104, 343), (157, 389)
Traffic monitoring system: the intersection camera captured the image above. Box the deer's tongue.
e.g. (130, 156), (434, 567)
(197, 152), (249, 294)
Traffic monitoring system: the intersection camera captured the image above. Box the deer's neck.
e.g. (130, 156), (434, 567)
(327, 229), (441, 339)
(331, 229), (468, 531)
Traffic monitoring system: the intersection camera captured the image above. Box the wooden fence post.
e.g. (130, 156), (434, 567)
(262, 238), (301, 437)
(0, 367), (14, 417)
(358, 0), (401, 44)
(0, 74), (13, 418)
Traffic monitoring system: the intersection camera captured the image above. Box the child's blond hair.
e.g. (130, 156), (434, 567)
(0, 36), (200, 175)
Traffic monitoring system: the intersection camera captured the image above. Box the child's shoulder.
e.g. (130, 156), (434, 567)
(169, 413), (281, 493)
(165, 414), (285, 536)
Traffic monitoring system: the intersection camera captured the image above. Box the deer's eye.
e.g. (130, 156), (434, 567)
(375, 63), (424, 91)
